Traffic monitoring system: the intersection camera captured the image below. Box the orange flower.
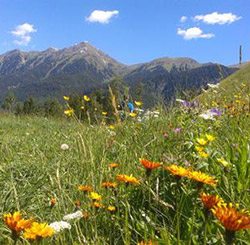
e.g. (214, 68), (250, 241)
(74, 200), (81, 208)
(109, 163), (119, 168)
(4, 212), (33, 238)
(116, 174), (140, 184)
(93, 202), (104, 209)
(82, 212), (90, 219)
(200, 192), (224, 210)
(188, 170), (217, 186)
(165, 164), (190, 178)
(78, 185), (93, 192)
(212, 203), (250, 231)
(50, 198), (56, 208)
(101, 182), (118, 188)
(23, 222), (55, 241)
(140, 158), (163, 169)
(138, 239), (156, 245)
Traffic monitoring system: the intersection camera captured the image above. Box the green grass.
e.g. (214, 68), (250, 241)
(0, 102), (250, 244)
(197, 63), (250, 105)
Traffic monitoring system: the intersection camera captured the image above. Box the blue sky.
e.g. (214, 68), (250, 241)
(0, 0), (249, 65)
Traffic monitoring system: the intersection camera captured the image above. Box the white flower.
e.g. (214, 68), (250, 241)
(176, 98), (185, 103)
(207, 83), (219, 89)
(199, 113), (216, 120)
(63, 211), (83, 221)
(49, 221), (71, 233)
(61, 144), (69, 150)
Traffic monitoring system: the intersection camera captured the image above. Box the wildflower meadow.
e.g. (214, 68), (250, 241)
(1, 74), (250, 244)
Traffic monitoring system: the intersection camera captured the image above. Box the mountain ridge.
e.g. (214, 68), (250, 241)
(0, 42), (238, 106)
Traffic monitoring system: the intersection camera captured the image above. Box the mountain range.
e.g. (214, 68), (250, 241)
(0, 42), (238, 106)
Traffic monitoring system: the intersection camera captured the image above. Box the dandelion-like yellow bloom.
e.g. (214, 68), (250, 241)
(116, 174), (140, 184)
(107, 206), (116, 214)
(102, 111), (108, 115)
(83, 95), (90, 102)
(135, 101), (143, 106)
(200, 192), (224, 210)
(109, 125), (115, 130)
(64, 108), (74, 116)
(195, 146), (204, 152)
(212, 203), (250, 231)
(165, 164), (190, 178)
(78, 185), (93, 192)
(140, 158), (163, 169)
(196, 138), (208, 145)
(188, 170), (217, 186)
(4, 212), (33, 236)
(101, 182), (118, 188)
(217, 158), (229, 167)
(23, 222), (55, 241)
(130, 112), (137, 117)
(89, 192), (102, 201)
(109, 163), (119, 168)
(205, 134), (215, 142)
(63, 96), (70, 101)
(199, 151), (210, 158)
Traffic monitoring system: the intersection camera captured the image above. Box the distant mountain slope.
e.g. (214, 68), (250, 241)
(196, 63), (250, 105)
(0, 42), (238, 105)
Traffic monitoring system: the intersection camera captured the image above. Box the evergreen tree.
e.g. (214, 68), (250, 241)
(2, 91), (16, 112)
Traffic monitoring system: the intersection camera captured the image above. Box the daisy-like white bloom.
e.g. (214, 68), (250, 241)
(207, 83), (219, 89)
(49, 221), (71, 233)
(63, 211), (83, 221)
(60, 144), (69, 150)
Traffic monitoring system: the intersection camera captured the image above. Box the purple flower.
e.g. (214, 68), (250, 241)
(174, 127), (182, 133)
(210, 109), (222, 116)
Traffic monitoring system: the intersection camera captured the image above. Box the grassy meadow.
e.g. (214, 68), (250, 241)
(1, 67), (250, 244)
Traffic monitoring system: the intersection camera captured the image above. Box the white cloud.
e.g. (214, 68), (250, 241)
(194, 12), (241, 25)
(177, 27), (214, 40)
(86, 10), (119, 24)
(11, 23), (37, 46)
(180, 16), (188, 23)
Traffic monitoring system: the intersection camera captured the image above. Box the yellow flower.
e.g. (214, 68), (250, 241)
(89, 192), (102, 201)
(107, 206), (116, 214)
(23, 222), (55, 241)
(188, 170), (217, 186)
(83, 95), (90, 102)
(165, 164), (190, 178)
(4, 212), (33, 237)
(217, 158), (229, 167)
(64, 108), (74, 116)
(130, 112), (137, 117)
(212, 203), (250, 231)
(63, 96), (70, 101)
(195, 146), (204, 152)
(135, 101), (143, 106)
(109, 125), (115, 130)
(196, 138), (208, 145)
(102, 111), (108, 115)
(116, 174), (140, 184)
(80, 106), (84, 110)
(101, 182), (118, 188)
(205, 134), (215, 142)
(25, 223), (54, 240)
(199, 151), (210, 158)
(78, 185), (93, 192)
